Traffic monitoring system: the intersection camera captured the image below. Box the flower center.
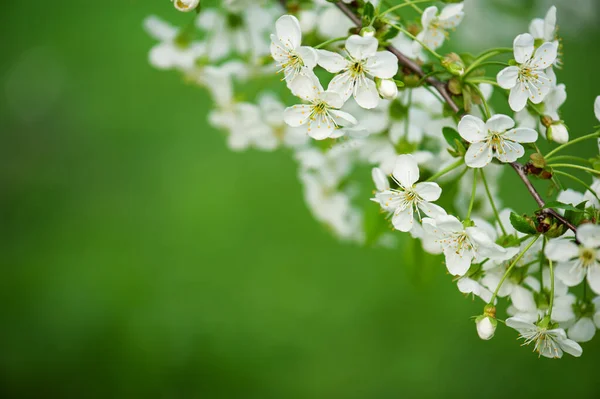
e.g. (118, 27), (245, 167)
(349, 61), (365, 77)
(579, 247), (596, 267)
(488, 131), (505, 153)
(282, 52), (304, 73)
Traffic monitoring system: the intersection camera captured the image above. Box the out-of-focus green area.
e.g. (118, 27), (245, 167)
(1, 1), (600, 398)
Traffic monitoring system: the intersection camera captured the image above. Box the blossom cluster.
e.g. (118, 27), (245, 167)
(146, 0), (600, 358)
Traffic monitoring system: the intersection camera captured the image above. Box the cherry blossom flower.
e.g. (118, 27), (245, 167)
(497, 33), (557, 111)
(545, 224), (600, 295)
(317, 35), (398, 109)
(374, 154), (445, 232)
(458, 114), (538, 168)
(506, 317), (582, 358)
(422, 215), (509, 276)
(270, 15), (318, 94)
(283, 76), (357, 140)
(171, 0), (199, 12)
(414, 4), (464, 53)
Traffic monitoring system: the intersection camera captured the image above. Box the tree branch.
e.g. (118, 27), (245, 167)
(334, 1), (576, 235)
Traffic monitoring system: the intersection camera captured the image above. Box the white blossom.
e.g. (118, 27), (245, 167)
(458, 114), (538, 168)
(374, 154), (445, 232)
(497, 34), (557, 112)
(414, 4), (464, 53)
(171, 0), (199, 12)
(506, 317), (583, 358)
(317, 35), (398, 109)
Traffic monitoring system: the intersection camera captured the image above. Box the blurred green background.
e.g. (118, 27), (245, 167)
(1, 1), (600, 398)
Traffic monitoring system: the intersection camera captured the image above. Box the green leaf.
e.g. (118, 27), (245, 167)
(564, 201), (588, 226)
(542, 201), (585, 212)
(442, 127), (462, 149)
(509, 212), (537, 235)
(362, 2), (375, 26)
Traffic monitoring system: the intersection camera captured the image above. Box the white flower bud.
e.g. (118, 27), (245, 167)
(547, 122), (569, 144)
(377, 79), (398, 100)
(172, 0), (200, 12)
(360, 26), (376, 37)
(476, 316), (497, 340)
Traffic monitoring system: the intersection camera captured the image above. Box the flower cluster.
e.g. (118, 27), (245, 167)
(146, 0), (600, 358)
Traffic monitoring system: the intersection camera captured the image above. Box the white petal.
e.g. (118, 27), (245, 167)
(555, 261), (585, 287)
(354, 78), (380, 109)
(290, 74), (321, 101)
(345, 35), (378, 60)
(330, 110), (358, 126)
(504, 128), (538, 143)
(465, 141), (492, 168)
(595, 96), (600, 123)
(529, 18), (545, 39)
(306, 117), (336, 140)
(513, 33), (535, 64)
(509, 83), (529, 112)
(328, 71), (355, 102)
(437, 3), (464, 28)
(319, 90), (344, 109)
(458, 115), (486, 143)
(545, 238), (579, 261)
(418, 202), (446, 219)
(558, 337), (583, 357)
(372, 168), (389, 191)
(568, 317), (596, 343)
(316, 49), (347, 73)
(494, 140), (524, 163)
(297, 46), (318, 69)
(435, 214), (463, 233)
(505, 316), (535, 332)
(510, 285), (536, 312)
(365, 51), (399, 79)
(588, 265), (600, 295)
(421, 6), (438, 28)
(444, 248), (472, 276)
(497, 66), (519, 89)
(415, 182), (442, 202)
(283, 104), (311, 127)
(485, 114), (515, 132)
(576, 223), (600, 249)
(275, 15), (302, 50)
(530, 42), (558, 70)
(392, 154), (420, 188)
(392, 206), (414, 232)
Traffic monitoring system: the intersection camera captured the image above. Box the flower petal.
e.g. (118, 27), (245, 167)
(555, 261), (585, 287)
(354, 77), (379, 109)
(275, 15), (302, 50)
(330, 109), (358, 126)
(316, 49), (347, 73)
(465, 141), (492, 168)
(392, 154), (419, 188)
(485, 114), (515, 132)
(509, 83), (529, 112)
(458, 115), (486, 143)
(504, 128), (538, 143)
(530, 42), (558, 70)
(513, 33), (535, 64)
(568, 317), (596, 343)
(576, 223), (600, 249)
(365, 51), (399, 79)
(297, 46), (318, 69)
(558, 338), (583, 357)
(415, 182), (442, 202)
(545, 238), (579, 262)
(587, 265), (600, 295)
(444, 248), (472, 276)
(595, 96), (600, 123)
(283, 104), (311, 127)
(328, 71), (354, 101)
(497, 66), (519, 89)
(345, 34), (378, 60)
(392, 206), (414, 232)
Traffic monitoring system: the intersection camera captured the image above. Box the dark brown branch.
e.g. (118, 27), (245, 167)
(334, 1), (576, 235)
(510, 162), (578, 234)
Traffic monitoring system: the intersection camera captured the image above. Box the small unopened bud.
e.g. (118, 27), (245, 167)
(360, 26), (376, 37)
(172, 0), (200, 12)
(377, 79), (398, 100)
(547, 122), (569, 144)
(475, 316), (497, 340)
(441, 53), (465, 76)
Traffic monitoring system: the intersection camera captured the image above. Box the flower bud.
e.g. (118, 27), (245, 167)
(377, 79), (398, 100)
(441, 53), (465, 76)
(475, 316), (497, 340)
(172, 0), (200, 12)
(546, 122), (569, 144)
(360, 26), (376, 37)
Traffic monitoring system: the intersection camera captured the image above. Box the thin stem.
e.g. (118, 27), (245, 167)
(469, 83), (491, 120)
(464, 50), (511, 76)
(464, 61), (509, 77)
(314, 36), (347, 49)
(545, 131), (600, 159)
(387, 22), (443, 60)
(488, 235), (540, 305)
(466, 79), (501, 88)
(539, 238), (546, 293)
(466, 169), (478, 219)
(480, 168), (507, 235)
(548, 163), (600, 176)
(553, 170), (600, 203)
(379, 0), (430, 17)
(426, 158), (465, 182)
(545, 155), (591, 165)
